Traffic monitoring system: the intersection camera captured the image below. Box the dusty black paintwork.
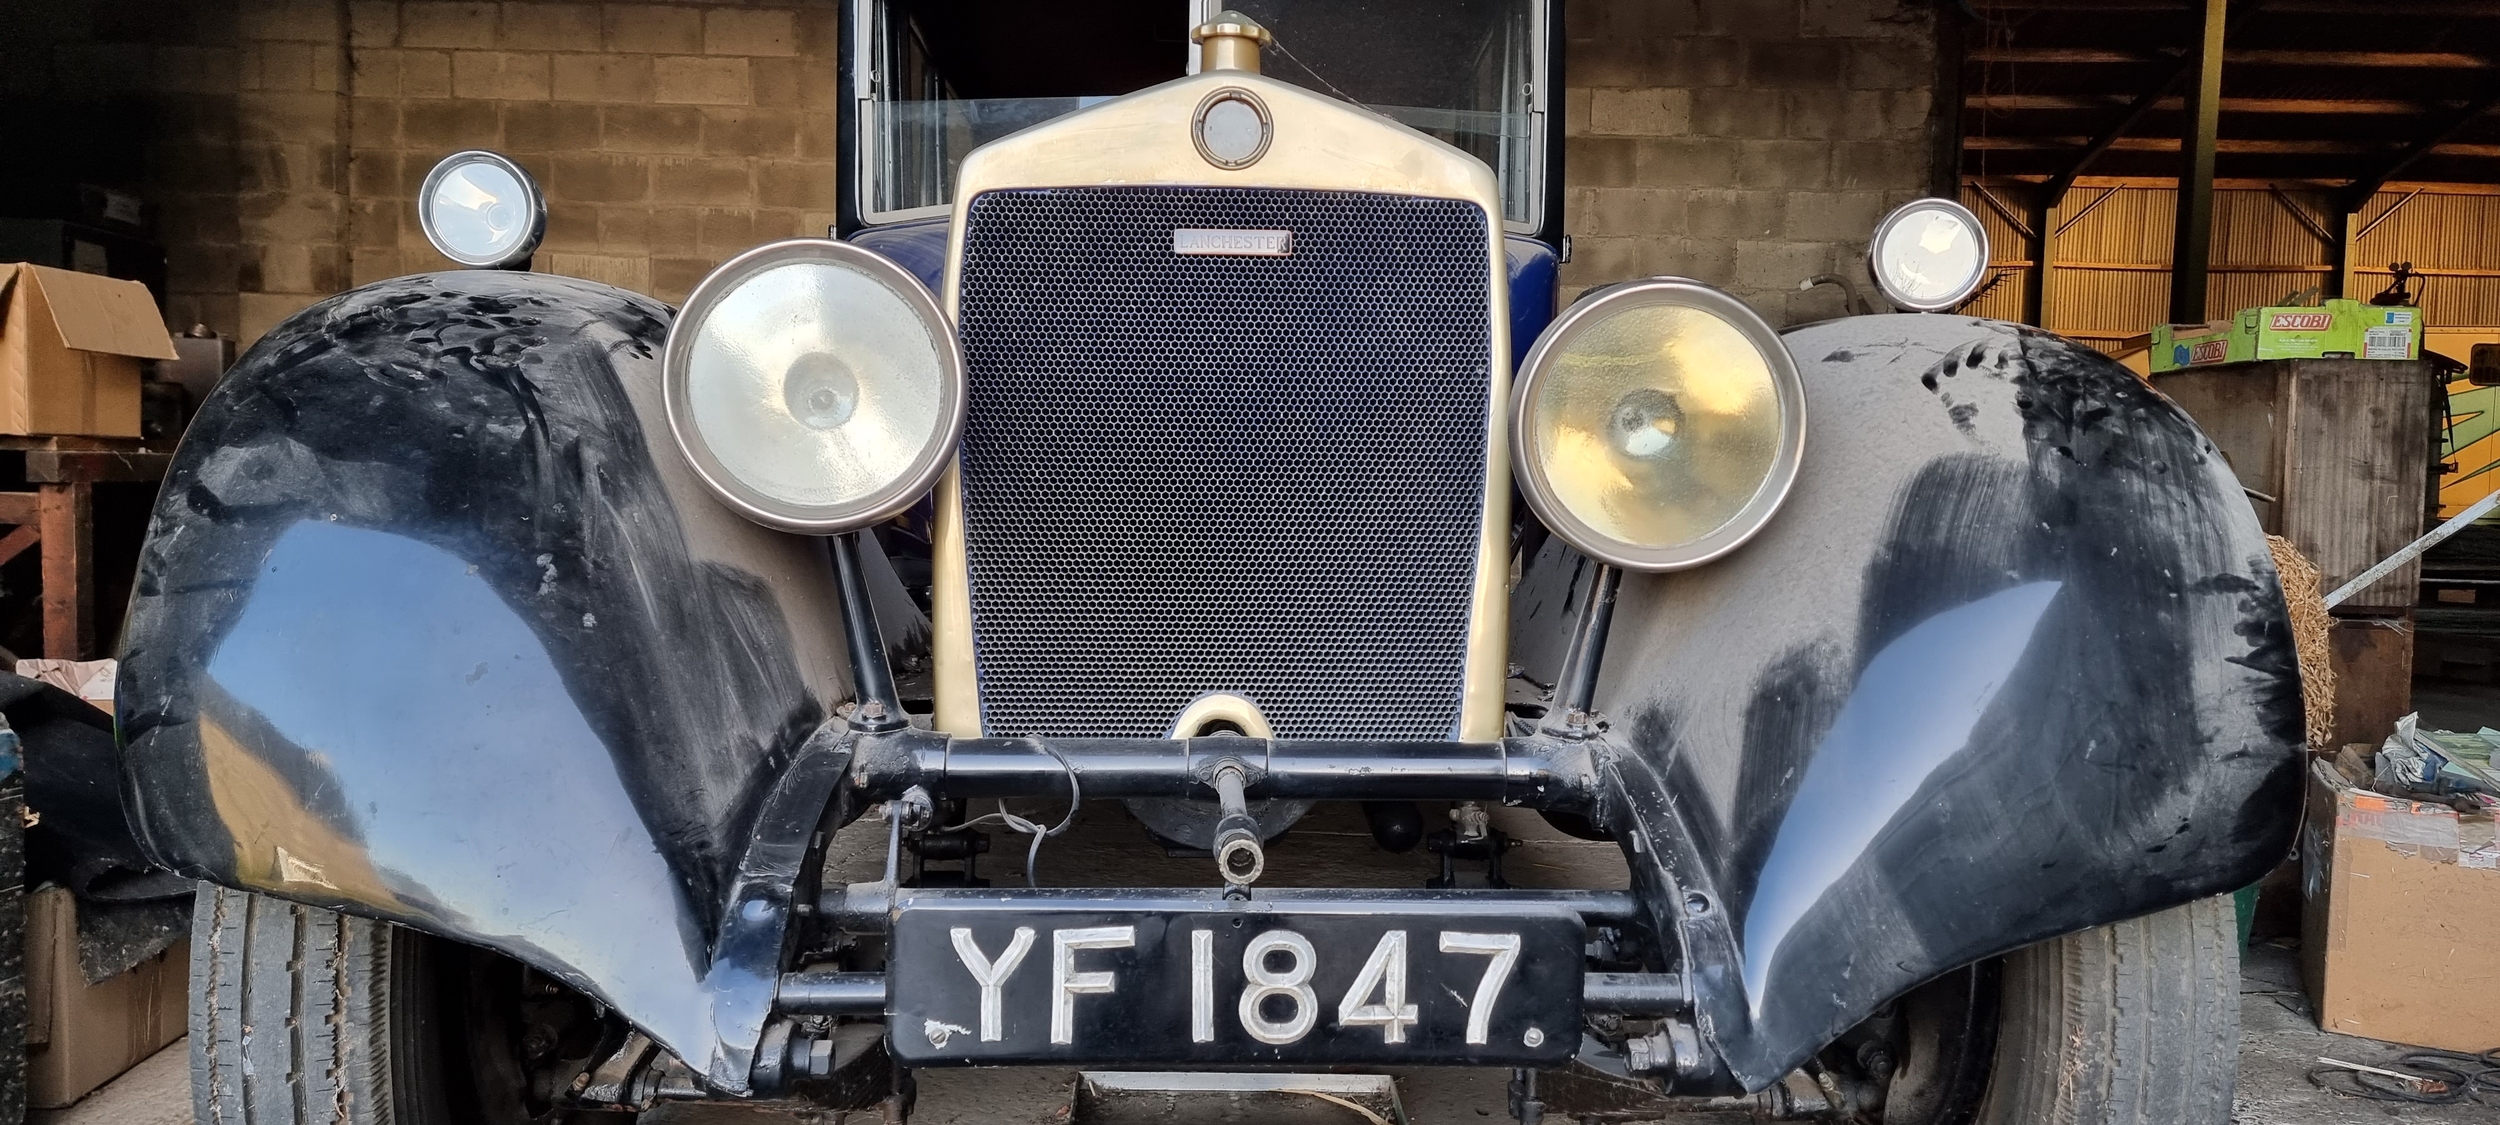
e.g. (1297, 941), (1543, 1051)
(109, 274), (2297, 1098)
(113, 271), (851, 1090)
(1573, 315), (2301, 1090)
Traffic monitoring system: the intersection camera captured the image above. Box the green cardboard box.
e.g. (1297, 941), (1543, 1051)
(2152, 300), (2422, 372)
(2239, 300), (2421, 362)
(2150, 319), (2238, 372)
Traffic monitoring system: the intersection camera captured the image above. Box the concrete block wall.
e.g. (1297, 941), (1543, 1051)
(5, 0), (835, 345)
(230, 1), (354, 345)
(11, 0), (1936, 343)
(1563, 0), (1940, 322)
(344, 1), (839, 314)
(0, 0), (281, 340)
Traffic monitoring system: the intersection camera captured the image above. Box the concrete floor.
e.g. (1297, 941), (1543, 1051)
(44, 944), (2485, 1124)
(2406, 680), (2492, 737)
(30, 1040), (187, 1125)
(31, 802), (2497, 1123)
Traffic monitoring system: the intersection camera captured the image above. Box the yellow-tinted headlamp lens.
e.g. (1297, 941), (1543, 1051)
(1513, 279), (1804, 571)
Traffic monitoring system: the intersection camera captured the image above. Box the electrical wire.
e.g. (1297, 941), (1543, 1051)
(931, 738), (1081, 888)
(1262, 34), (1365, 110)
(2307, 1048), (2500, 1105)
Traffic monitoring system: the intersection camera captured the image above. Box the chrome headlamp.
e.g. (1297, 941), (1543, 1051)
(417, 150), (546, 269)
(663, 240), (966, 534)
(1868, 198), (1990, 312)
(1510, 278), (1806, 571)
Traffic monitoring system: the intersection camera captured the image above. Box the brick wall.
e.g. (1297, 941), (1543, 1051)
(1564, 0), (1940, 322)
(10, 0), (1935, 343)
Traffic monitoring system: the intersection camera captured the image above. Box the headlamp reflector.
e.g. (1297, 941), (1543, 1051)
(1868, 198), (1990, 312)
(664, 240), (965, 533)
(1511, 279), (1805, 571)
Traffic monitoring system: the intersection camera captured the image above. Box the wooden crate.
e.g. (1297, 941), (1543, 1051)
(2151, 359), (2437, 612)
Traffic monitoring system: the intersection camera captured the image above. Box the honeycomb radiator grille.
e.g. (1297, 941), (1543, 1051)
(953, 186), (1493, 739)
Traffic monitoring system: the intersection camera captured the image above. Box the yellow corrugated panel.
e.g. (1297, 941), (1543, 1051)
(2214, 190), (2335, 269)
(1964, 267), (2029, 324)
(2056, 187), (2175, 263)
(2356, 193), (2500, 272)
(2210, 272), (2334, 317)
(2049, 268), (2166, 337)
(1960, 183), (2036, 261)
(1961, 182), (2499, 331)
(2404, 276), (2500, 327)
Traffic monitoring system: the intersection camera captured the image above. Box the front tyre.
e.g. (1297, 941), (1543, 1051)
(190, 887), (552, 1125)
(1977, 895), (2240, 1125)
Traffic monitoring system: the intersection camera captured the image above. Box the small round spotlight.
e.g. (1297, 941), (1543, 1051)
(663, 240), (966, 534)
(418, 151), (546, 269)
(1510, 278), (1806, 572)
(1868, 198), (1990, 312)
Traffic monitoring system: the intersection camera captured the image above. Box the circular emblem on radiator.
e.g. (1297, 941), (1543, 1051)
(1193, 87), (1273, 170)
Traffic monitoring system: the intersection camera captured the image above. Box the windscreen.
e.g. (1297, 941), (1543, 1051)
(862, 0), (1182, 218)
(1227, 0), (1541, 226)
(857, 0), (1545, 227)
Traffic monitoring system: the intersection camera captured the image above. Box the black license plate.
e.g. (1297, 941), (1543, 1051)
(887, 895), (1584, 1066)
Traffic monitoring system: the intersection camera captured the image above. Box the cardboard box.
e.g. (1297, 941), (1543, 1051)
(13, 659), (115, 709)
(2300, 760), (2500, 1052)
(24, 887), (187, 1108)
(2150, 300), (2424, 373)
(2240, 300), (2422, 363)
(0, 263), (174, 438)
(2150, 319), (2237, 372)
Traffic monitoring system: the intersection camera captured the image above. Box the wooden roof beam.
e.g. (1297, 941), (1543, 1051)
(1970, 48), (2492, 69)
(1969, 136), (2500, 156)
(2343, 83), (2500, 210)
(1975, 0), (2500, 13)
(2171, 0), (2228, 325)
(2039, 0), (2266, 207)
(1969, 95), (2434, 114)
(1966, 175), (2500, 194)
(2228, 50), (2490, 68)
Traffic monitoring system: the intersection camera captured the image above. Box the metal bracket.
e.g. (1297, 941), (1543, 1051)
(1210, 760), (1264, 887)
(577, 1031), (659, 1108)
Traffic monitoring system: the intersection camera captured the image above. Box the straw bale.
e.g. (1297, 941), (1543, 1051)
(2268, 534), (2335, 753)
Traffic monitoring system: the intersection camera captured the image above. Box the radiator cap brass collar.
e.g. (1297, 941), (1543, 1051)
(1192, 10), (1271, 73)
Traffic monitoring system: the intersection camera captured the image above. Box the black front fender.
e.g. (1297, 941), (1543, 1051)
(1583, 315), (2302, 1089)
(115, 272), (853, 1090)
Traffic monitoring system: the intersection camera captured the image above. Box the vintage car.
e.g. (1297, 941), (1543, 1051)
(106, 2), (2299, 1122)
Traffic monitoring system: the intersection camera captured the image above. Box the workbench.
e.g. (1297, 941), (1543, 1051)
(0, 439), (171, 661)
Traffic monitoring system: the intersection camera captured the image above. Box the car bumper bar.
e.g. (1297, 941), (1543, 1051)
(846, 727), (1597, 810)
(817, 883), (1647, 934)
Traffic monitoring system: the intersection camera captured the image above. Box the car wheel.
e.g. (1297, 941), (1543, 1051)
(1887, 894), (2239, 1124)
(190, 886), (582, 1125)
(1978, 894), (2239, 1124)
